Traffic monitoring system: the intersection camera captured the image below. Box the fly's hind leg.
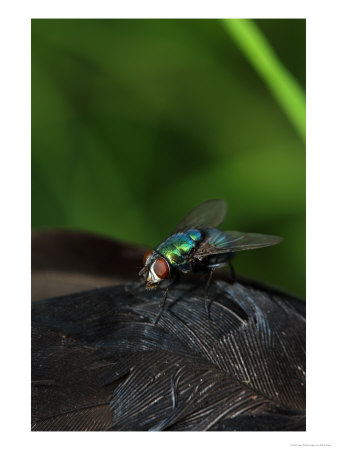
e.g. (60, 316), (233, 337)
(204, 268), (215, 319)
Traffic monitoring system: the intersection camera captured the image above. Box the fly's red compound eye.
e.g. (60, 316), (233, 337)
(143, 250), (153, 265)
(153, 257), (169, 279)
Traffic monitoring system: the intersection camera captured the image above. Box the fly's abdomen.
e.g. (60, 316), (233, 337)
(156, 229), (202, 273)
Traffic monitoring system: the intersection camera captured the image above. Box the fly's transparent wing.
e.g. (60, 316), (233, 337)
(193, 229), (282, 259)
(174, 199), (227, 232)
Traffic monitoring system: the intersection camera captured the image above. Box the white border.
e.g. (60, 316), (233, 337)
(1, 1), (337, 449)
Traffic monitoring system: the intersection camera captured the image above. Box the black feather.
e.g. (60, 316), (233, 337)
(32, 280), (305, 431)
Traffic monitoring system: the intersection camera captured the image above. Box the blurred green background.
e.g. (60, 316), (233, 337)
(31, 19), (305, 298)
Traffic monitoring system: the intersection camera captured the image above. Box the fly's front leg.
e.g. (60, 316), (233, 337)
(154, 287), (169, 325)
(153, 272), (180, 325)
(204, 268), (215, 319)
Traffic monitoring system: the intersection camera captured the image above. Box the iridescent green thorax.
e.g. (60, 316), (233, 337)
(156, 229), (202, 273)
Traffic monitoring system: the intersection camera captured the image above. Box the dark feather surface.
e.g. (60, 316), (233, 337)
(32, 279), (305, 431)
(31, 229), (147, 302)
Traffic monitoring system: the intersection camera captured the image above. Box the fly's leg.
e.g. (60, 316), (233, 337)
(154, 287), (169, 325)
(204, 268), (215, 319)
(228, 261), (236, 283)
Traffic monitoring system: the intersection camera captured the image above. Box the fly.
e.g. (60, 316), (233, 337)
(138, 199), (282, 324)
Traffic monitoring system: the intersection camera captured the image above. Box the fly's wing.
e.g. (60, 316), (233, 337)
(174, 199), (227, 232)
(193, 229), (282, 259)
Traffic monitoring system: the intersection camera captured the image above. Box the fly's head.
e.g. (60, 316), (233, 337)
(139, 250), (170, 289)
